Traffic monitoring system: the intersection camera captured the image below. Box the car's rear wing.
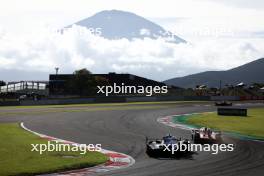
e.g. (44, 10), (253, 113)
(191, 129), (221, 134)
(191, 129), (199, 133)
(145, 136), (187, 144)
(145, 136), (161, 143)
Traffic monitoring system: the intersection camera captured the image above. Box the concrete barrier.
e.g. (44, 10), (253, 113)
(21, 95), (210, 105)
(94, 97), (126, 103)
(2, 95), (260, 106)
(184, 96), (210, 101)
(0, 101), (20, 106)
(126, 97), (157, 102)
(156, 96), (184, 101)
(20, 98), (94, 106)
(240, 96), (264, 101)
(211, 96), (240, 101)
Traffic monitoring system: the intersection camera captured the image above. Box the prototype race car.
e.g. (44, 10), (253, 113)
(215, 101), (232, 106)
(146, 134), (189, 157)
(192, 127), (222, 144)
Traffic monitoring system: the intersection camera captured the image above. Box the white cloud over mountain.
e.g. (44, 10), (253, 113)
(0, 26), (263, 81)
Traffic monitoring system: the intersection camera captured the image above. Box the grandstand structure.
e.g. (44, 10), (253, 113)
(0, 81), (48, 96)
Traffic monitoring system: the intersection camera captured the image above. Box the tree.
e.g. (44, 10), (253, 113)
(252, 83), (264, 89)
(65, 69), (112, 96)
(0, 80), (6, 87)
(66, 68), (96, 96)
(95, 76), (110, 86)
(74, 68), (96, 96)
(73, 68), (92, 75)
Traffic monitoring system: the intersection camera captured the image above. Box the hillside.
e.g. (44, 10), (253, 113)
(164, 58), (264, 88)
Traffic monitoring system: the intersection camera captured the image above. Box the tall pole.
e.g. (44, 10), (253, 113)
(54, 67), (59, 95)
(219, 80), (222, 96)
(55, 67), (59, 75)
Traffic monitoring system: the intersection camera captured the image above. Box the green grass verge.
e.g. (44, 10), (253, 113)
(186, 108), (264, 139)
(0, 123), (108, 176)
(0, 101), (209, 109)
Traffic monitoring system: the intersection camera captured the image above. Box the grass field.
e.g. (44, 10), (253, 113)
(186, 108), (264, 139)
(0, 123), (108, 176)
(0, 101), (211, 117)
(0, 101), (209, 109)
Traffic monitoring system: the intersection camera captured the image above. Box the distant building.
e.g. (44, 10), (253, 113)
(49, 72), (168, 96)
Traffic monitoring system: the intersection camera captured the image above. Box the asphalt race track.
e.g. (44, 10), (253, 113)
(0, 102), (264, 176)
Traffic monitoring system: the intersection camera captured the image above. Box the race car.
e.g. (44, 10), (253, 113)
(215, 101), (232, 106)
(146, 134), (189, 157)
(191, 127), (222, 144)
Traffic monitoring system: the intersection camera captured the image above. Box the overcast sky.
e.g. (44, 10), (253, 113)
(0, 0), (263, 81)
(1, 0), (264, 36)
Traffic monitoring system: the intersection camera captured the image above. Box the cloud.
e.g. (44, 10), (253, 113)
(0, 26), (263, 81)
(212, 0), (264, 10)
(140, 28), (151, 36)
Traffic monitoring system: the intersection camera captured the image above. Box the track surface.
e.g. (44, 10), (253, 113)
(0, 102), (264, 176)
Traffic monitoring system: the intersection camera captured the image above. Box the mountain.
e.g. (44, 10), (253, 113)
(164, 58), (264, 88)
(68, 10), (186, 43)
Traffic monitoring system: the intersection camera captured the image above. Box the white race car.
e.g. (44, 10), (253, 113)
(146, 134), (189, 157)
(192, 127), (222, 144)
